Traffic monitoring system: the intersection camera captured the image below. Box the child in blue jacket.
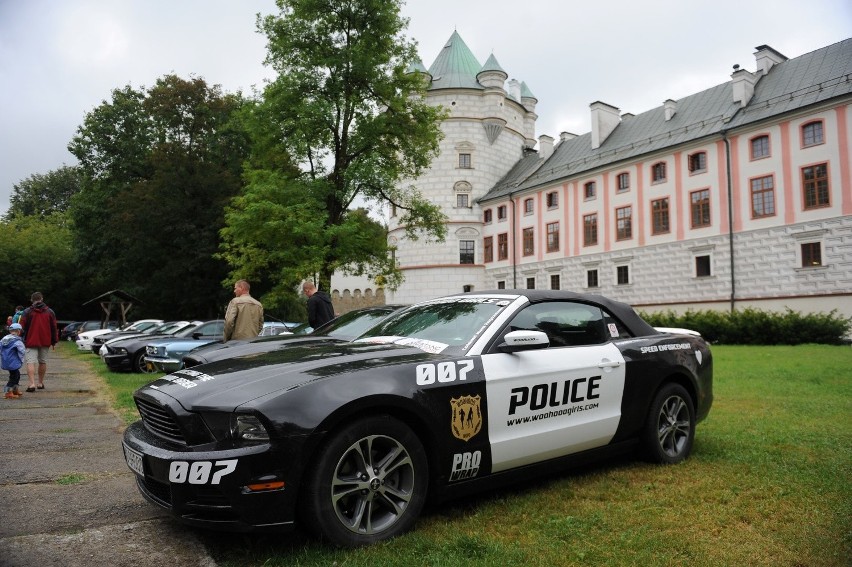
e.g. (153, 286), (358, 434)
(2, 323), (25, 398)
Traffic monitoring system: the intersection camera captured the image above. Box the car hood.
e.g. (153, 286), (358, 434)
(140, 340), (441, 410)
(186, 334), (341, 364)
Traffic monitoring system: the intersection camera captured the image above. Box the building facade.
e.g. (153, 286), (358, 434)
(387, 34), (852, 319)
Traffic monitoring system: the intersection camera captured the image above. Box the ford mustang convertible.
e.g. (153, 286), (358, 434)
(122, 290), (712, 547)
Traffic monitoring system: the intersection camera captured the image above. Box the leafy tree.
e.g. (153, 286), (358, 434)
(221, 0), (447, 297)
(0, 214), (82, 320)
(3, 166), (82, 221)
(68, 75), (251, 319)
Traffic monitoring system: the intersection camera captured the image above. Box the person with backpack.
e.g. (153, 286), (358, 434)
(2, 323), (26, 399)
(19, 291), (59, 392)
(11, 306), (24, 324)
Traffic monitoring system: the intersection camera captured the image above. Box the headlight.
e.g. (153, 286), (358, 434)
(231, 415), (270, 443)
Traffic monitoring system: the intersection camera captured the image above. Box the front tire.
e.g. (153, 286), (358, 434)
(303, 416), (428, 547)
(641, 383), (695, 464)
(133, 350), (154, 373)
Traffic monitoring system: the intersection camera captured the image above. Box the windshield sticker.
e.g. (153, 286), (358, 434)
(394, 337), (449, 354)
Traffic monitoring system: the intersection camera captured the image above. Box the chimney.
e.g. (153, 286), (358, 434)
(590, 101), (620, 150)
(507, 79), (522, 101)
(754, 45), (787, 76)
(731, 64), (756, 107)
(559, 131), (577, 142)
(538, 135), (554, 159)
(664, 99), (677, 121)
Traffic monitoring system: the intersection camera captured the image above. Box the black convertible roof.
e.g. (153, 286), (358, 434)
(454, 289), (658, 337)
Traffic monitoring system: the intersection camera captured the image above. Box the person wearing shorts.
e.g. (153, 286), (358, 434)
(19, 291), (58, 392)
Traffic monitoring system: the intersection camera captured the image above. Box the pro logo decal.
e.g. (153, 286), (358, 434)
(450, 451), (481, 481)
(450, 395), (482, 441)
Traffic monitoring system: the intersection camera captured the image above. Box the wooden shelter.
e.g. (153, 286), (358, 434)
(82, 290), (143, 327)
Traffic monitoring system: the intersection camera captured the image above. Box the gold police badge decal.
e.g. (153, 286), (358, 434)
(450, 394), (482, 441)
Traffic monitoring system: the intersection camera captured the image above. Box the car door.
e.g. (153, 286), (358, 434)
(481, 301), (626, 472)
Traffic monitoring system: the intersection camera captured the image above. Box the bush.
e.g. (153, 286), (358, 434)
(639, 307), (852, 345)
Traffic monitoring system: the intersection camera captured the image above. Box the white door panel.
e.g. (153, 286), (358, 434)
(483, 342), (625, 472)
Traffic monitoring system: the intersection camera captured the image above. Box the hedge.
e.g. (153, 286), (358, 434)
(638, 307), (852, 345)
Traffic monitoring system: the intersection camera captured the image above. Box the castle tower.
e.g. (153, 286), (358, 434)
(386, 31), (537, 304)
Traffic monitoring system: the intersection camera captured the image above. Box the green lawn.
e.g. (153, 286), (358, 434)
(72, 342), (851, 566)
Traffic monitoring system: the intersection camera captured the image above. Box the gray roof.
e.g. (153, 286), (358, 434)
(481, 38), (852, 202)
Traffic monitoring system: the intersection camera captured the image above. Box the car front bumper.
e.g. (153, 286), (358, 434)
(122, 421), (298, 532)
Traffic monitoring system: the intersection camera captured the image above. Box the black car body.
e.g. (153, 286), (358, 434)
(123, 291), (712, 546)
(181, 305), (408, 368)
(103, 321), (202, 373)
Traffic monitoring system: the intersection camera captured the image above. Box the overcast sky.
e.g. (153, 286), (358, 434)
(1, 0), (850, 216)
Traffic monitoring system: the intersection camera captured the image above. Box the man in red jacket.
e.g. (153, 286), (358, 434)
(19, 291), (58, 392)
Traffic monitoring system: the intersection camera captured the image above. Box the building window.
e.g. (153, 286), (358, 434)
(459, 153), (472, 168)
(801, 121), (824, 147)
(546, 222), (559, 252)
(584, 181), (596, 200)
(651, 162), (667, 183)
(526, 277), (536, 289)
(497, 280), (506, 289)
(616, 206), (632, 240)
(695, 255), (711, 277)
(617, 172), (630, 192)
(497, 233), (508, 260)
(802, 164), (829, 209)
(522, 227), (534, 256)
(690, 189), (711, 228)
(497, 205), (507, 220)
(587, 269), (599, 288)
(651, 198), (670, 235)
(484, 209), (492, 223)
(459, 240), (475, 264)
(484, 236), (493, 263)
(750, 176), (776, 218)
(801, 242), (822, 267)
(547, 191), (559, 209)
(689, 152), (707, 173)
(456, 193), (470, 208)
(550, 274), (560, 290)
(583, 213), (598, 246)
(616, 265), (630, 285)
(751, 135), (770, 160)
(523, 198), (534, 215)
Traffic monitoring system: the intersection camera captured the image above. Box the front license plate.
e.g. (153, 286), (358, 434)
(123, 443), (145, 476)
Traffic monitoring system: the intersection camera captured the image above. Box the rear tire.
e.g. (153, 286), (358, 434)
(641, 383), (695, 464)
(302, 415), (428, 547)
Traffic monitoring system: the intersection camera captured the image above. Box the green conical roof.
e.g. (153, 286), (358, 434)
(521, 81), (537, 101)
(427, 31), (483, 90)
(479, 53), (507, 76)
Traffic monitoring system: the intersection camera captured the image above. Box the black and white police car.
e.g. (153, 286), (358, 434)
(122, 290), (713, 547)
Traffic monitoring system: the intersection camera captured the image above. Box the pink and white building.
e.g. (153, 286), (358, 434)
(387, 34), (852, 319)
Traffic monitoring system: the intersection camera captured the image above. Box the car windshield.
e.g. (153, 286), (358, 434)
(357, 297), (509, 353)
(317, 308), (399, 340)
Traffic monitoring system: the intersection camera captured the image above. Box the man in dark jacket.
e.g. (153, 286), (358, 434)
(302, 281), (335, 329)
(19, 291), (58, 392)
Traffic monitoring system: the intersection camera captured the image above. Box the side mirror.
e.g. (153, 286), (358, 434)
(497, 330), (550, 353)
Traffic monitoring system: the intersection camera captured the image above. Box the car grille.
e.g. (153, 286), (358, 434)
(138, 475), (172, 507)
(135, 398), (186, 445)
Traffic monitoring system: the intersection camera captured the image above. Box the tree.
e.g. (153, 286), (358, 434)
(3, 166), (82, 221)
(68, 75), (251, 318)
(221, 0), (446, 295)
(0, 214), (80, 320)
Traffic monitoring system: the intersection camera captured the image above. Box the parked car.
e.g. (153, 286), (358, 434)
(143, 320), (225, 373)
(181, 305), (407, 368)
(122, 290), (713, 546)
(75, 326), (120, 352)
(102, 321), (202, 373)
(63, 320), (115, 342)
(258, 321), (299, 336)
(91, 319), (165, 353)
